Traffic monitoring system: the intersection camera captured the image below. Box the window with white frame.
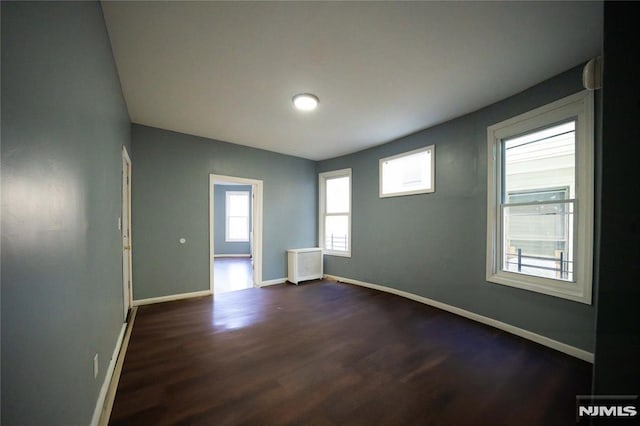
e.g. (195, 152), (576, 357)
(319, 169), (351, 256)
(486, 91), (594, 304)
(225, 191), (250, 242)
(379, 145), (435, 197)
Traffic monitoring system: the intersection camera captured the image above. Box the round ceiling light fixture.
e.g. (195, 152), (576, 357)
(292, 93), (319, 111)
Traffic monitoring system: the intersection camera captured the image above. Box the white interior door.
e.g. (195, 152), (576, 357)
(122, 147), (133, 320)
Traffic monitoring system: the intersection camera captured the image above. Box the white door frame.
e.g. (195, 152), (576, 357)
(122, 146), (133, 320)
(209, 174), (263, 292)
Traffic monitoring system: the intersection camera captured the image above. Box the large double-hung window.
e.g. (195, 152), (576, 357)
(486, 91), (594, 304)
(319, 169), (351, 257)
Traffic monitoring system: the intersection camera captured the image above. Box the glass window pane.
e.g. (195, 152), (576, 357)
(325, 215), (348, 252)
(504, 121), (575, 201)
(381, 149), (432, 195)
(228, 217), (249, 240)
(228, 193), (249, 216)
(326, 177), (350, 213)
(502, 202), (574, 281)
(508, 188), (568, 204)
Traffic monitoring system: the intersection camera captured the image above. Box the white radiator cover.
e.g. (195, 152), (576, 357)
(287, 248), (323, 284)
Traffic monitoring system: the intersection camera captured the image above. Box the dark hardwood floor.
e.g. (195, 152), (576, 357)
(109, 280), (591, 425)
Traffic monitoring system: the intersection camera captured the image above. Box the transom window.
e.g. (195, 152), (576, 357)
(379, 145), (435, 197)
(319, 169), (351, 256)
(486, 91), (594, 304)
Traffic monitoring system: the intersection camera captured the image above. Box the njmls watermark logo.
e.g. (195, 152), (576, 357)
(576, 395), (638, 424)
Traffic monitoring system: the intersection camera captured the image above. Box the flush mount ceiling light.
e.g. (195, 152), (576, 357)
(292, 93), (319, 111)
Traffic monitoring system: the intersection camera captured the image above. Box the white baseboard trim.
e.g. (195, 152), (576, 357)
(213, 254), (251, 258)
(97, 307), (138, 426)
(90, 323), (126, 426)
(259, 278), (287, 287)
(133, 290), (212, 306)
(325, 274), (594, 363)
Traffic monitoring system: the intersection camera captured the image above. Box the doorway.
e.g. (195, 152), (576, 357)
(121, 146), (133, 320)
(209, 174), (263, 294)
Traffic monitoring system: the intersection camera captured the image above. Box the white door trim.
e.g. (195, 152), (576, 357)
(121, 146), (133, 320)
(209, 174), (263, 292)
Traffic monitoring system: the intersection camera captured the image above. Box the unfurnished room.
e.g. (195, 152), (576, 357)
(1, 1), (639, 425)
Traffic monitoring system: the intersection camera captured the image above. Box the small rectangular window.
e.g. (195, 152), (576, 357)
(225, 191), (250, 242)
(379, 145), (435, 198)
(486, 91), (594, 304)
(319, 169), (351, 256)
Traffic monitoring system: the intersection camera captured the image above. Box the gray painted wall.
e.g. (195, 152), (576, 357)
(214, 184), (252, 256)
(1, 2), (131, 425)
(318, 65), (598, 352)
(131, 125), (316, 299)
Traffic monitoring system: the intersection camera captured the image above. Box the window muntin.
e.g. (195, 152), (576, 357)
(486, 91), (594, 304)
(319, 169), (351, 256)
(225, 191), (250, 242)
(379, 146), (434, 197)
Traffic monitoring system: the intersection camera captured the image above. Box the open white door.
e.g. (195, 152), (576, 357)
(122, 146), (133, 320)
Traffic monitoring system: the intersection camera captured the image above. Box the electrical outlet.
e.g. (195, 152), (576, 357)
(93, 354), (99, 379)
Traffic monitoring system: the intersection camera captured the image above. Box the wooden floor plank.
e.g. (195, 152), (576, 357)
(110, 280), (591, 425)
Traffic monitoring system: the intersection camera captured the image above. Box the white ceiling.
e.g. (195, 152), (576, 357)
(102, 1), (602, 161)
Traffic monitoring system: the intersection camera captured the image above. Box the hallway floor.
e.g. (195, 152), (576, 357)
(213, 257), (253, 294)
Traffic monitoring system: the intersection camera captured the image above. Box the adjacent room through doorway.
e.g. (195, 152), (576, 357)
(210, 175), (263, 294)
(213, 257), (253, 294)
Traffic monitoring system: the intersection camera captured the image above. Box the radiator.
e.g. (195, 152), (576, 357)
(287, 248), (323, 284)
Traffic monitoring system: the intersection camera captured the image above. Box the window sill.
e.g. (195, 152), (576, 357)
(486, 270), (591, 304)
(323, 251), (351, 258)
(379, 188), (434, 198)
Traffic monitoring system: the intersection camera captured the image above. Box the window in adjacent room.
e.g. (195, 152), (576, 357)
(319, 168), (351, 256)
(379, 145), (435, 197)
(225, 191), (250, 242)
(486, 90), (594, 304)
